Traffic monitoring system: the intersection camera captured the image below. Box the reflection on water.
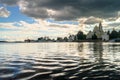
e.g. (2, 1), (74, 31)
(0, 42), (120, 80)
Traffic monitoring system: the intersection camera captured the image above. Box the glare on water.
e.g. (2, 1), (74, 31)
(0, 42), (120, 80)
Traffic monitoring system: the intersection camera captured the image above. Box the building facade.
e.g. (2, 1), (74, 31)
(86, 22), (109, 41)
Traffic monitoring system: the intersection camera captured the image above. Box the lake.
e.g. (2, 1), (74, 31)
(0, 42), (120, 80)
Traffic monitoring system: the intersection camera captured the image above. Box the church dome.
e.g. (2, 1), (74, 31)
(93, 26), (99, 33)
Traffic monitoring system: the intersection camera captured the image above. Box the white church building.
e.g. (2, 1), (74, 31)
(86, 22), (109, 41)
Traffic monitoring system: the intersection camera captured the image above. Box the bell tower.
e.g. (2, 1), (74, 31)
(99, 22), (103, 32)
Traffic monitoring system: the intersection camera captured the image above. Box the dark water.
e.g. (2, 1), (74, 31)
(0, 42), (120, 80)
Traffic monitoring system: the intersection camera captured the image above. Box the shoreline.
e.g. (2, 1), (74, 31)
(0, 40), (119, 43)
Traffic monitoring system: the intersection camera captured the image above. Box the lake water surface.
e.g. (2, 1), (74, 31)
(0, 42), (120, 80)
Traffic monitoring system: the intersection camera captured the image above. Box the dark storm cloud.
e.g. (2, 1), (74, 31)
(1, 0), (120, 20)
(0, 0), (18, 6)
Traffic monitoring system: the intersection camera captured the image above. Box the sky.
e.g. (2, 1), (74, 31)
(0, 0), (120, 41)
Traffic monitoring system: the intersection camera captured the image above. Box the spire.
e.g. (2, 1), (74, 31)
(99, 22), (102, 27)
(99, 22), (103, 32)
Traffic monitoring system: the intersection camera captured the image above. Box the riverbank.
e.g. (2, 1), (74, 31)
(0, 40), (120, 43)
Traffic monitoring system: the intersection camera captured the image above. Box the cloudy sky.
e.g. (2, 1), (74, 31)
(0, 0), (120, 41)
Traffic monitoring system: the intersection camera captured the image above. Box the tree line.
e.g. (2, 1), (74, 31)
(24, 29), (120, 42)
(107, 29), (120, 39)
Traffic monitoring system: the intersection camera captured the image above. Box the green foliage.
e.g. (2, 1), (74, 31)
(92, 34), (98, 40)
(63, 37), (68, 42)
(109, 29), (120, 39)
(57, 37), (63, 41)
(76, 31), (86, 40)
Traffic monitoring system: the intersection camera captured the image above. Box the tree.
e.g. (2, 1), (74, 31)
(57, 37), (63, 42)
(92, 34), (98, 40)
(107, 30), (110, 35)
(118, 30), (120, 38)
(63, 37), (68, 42)
(38, 37), (43, 40)
(110, 29), (118, 39)
(76, 31), (86, 40)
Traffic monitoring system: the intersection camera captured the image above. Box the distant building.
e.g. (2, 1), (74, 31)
(86, 22), (109, 41)
(68, 35), (75, 42)
(102, 32), (109, 41)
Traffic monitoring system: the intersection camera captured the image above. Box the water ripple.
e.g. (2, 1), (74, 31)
(0, 42), (120, 80)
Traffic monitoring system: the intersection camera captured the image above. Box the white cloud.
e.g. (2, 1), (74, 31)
(1, 17), (120, 41)
(1, 0), (120, 41)
(0, 19), (79, 41)
(0, 7), (10, 18)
